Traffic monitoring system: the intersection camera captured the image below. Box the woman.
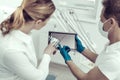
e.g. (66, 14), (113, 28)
(59, 0), (120, 80)
(0, 0), (56, 80)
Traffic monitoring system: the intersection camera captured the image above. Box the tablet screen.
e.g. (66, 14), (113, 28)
(48, 31), (77, 50)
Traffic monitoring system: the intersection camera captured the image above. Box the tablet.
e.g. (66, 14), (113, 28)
(48, 31), (77, 50)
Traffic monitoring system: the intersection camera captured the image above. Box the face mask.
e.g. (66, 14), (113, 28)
(98, 20), (112, 38)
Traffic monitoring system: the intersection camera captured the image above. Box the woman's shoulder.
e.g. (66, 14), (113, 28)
(0, 33), (26, 52)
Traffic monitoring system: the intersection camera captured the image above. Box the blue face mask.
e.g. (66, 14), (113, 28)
(98, 20), (112, 38)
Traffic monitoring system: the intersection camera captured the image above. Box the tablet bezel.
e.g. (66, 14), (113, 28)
(48, 31), (77, 50)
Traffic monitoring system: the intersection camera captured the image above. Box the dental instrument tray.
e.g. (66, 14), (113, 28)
(48, 31), (77, 50)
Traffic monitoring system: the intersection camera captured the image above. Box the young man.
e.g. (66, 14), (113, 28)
(59, 0), (120, 80)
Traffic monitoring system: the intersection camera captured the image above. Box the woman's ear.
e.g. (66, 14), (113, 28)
(35, 19), (42, 24)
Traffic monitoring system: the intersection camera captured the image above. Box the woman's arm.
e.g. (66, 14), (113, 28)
(3, 50), (51, 80)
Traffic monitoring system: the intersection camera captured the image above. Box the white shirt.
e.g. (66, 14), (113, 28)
(95, 41), (120, 80)
(0, 30), (51, 80)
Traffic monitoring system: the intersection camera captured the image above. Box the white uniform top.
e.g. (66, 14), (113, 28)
(0, 30), (51, 80)
(95, 41), (120, 80)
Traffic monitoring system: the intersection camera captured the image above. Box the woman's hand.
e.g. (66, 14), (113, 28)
(44, 43), (57, 55)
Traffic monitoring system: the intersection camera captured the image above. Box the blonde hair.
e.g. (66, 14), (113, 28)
(0, 0), (56, 35)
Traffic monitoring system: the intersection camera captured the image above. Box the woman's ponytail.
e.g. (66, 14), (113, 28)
(0, 0), (56, 35)
(12, 7), (24, 29)
(0, 0), (26, 35)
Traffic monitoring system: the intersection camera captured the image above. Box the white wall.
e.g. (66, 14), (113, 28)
(0, 0), (22, 23)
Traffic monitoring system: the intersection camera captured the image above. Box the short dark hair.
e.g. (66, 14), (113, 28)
(103, 0), (120, 26)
